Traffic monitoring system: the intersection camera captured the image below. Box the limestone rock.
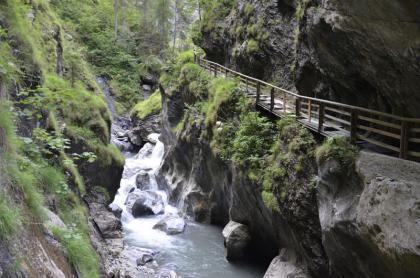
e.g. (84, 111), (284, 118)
(222, 221), (251, 261)
(153, 215), (186, 235)
(264, 249), (310, 278)
(136, 170), (151, 190)
(317, 151), (420, 278)
(125, 190), (164, 217)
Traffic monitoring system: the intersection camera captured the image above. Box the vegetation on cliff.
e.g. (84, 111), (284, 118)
(165, 51), (325, 212)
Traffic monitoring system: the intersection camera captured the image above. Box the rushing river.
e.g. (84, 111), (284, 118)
(99, 77), (265, 277)
(109, 134), (265, 277)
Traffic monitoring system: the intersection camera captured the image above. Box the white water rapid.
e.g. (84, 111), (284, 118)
(110, 134), (265, 277)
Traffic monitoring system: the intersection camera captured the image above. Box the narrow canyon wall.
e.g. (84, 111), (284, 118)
(199, 0), (420, 117)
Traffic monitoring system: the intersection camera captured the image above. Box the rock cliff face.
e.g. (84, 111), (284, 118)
(159, 85), (329, 276)
(199, 0), (420, 117)
(317, 151), (420, 278)
(159, 80), (420, 277)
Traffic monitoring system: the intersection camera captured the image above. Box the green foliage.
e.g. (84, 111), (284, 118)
(0, 194), (21, 239)
(315, 136), (358, 169)
(0, 102), (17, 150)
(244, 3), (254, 17)
(7, 157), (47, 220)
(205, 78), (239, 126)
(179, 63), (211, 98)
(53, 227), (100, 278)
(246, 39), (260, 55)
(131, 91), (162, 120)
(262, 191), (279, 212)
(231, 113), (276, 180)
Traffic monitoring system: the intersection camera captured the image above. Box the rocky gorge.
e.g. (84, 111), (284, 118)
(0, 0), (419, 277)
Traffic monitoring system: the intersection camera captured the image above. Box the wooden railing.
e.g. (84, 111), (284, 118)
(194, 54), (420, 161)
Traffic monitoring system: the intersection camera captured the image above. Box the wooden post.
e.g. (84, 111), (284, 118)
(225, 68), (228, 78)
(256, 82), (261, 107)
(270, 88), (274, 111)
(350, 110), (358, 143)
(295, 98), (301, 118)
(283, 93), (287, 115)
(318, 103), (325, 132)
(214, 65), (217, 77)
(308, 99), (312, 123)
(399, 121), (410, 159)
(194, 53), (197, 63)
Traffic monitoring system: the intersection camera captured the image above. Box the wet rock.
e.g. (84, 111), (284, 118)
(264, 249), (310, 278)
(317, 151), (420, 278)
(153, 215), (186, 235)
(128, 114), (161, 147)
(222, 221), (251, 261)
(90, 202), (122, 239)
(108, 203), (123, 218)
(159, 270), (178, 278)
(136, 254), (154, 266)
(136, 170), (151, 190)
(125, 190), (164, 217)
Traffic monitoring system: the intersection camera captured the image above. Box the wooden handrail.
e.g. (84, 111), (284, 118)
(194, 54), (420, 161)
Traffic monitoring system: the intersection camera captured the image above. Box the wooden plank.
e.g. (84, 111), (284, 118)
(325, 114), (351, 126)
(325, 106), (351, 117)
(357, 134), (400, 152)
(357, 125), (401, 140)
(409, 137), (420, 144)
(408, 151), (420, 158)
(354, 115), (400, 130)
(410, 128), (420, 133)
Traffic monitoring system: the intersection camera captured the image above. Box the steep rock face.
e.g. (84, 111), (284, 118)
(159, 86), (328, 274)
(317, 151), (420, 278)
(199, 0), (420, 117)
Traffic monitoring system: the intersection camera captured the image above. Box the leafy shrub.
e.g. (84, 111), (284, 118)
(246, 39), (260, 55)
(315, 136), (358, 169)
(262, 191), (279, 212)
(231, 112), (276, 179)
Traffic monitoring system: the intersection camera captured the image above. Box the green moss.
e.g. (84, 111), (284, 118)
(244, 3), (254, 17)
(130, 91), (162, 120)
(262, 191), (279, 212)
(246, 39), (260, 55)
(53, 227), (100, 278)
(7, 157), (47, 220)
(205, 79), (239, 126)
(315, 136), (358, 169)
(0, 101), (17, 150)
(0, 194), (21, 239)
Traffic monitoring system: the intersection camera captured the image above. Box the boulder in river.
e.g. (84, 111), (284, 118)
(125, 190), (164, 217)
(263, 249), (310, 278)
(136, 170), (151, 190)
(222, 221), (251, 261)
(136, 254), (154, 266)
(153, 215), (186, 235)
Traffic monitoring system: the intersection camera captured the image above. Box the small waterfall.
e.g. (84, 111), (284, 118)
(97, 77), (117, 119)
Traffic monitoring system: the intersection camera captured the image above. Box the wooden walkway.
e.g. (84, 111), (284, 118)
(195, 55), (420, 162)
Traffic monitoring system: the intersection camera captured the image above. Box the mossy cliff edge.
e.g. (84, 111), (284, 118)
(158, 51), (420, 278)
(0, 1), (125, 276)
